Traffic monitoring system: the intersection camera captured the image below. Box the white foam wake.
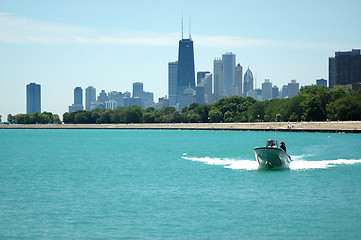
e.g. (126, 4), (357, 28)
(182, 154), (361, 171)
(290, 159), (361, 170)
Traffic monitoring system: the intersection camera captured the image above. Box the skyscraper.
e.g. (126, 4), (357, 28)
(272, 86), (279, 99)
(85, 86), (96, 111)
(222, 52), (236, 97)
(26, 83), (41, 114)
(262, 79), (272, 101)
(168, 61), (178, 107)
(329, 49), (361, 88)
(204, 73), (213, 104)
(133, 82), (144, 98)
(243, 68), (254, 97)
(176, 38), (195, 106)
(74, 87), (83, 106)
(69, 87), (83, 112)
(213, 59), (223, 100)
(235, 64), (243, 96)
(197, 71), (210, 85)
(288, 80), (299, 98)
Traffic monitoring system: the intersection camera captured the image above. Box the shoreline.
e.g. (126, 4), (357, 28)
(1, 121), (360, 133)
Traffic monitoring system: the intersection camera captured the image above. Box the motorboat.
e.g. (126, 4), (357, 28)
(254, 141), (292, 169)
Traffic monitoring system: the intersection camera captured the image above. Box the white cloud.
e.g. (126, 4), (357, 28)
(0, 14), (270, 48)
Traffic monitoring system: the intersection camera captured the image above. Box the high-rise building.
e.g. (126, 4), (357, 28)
(272, 86), (279, 99)
(133, 82), (144, 98)
(98, 90), (108, 104)
(316, 79), (327, 87)
(197, 71), (210, 85)
(204, 73), (213, 104)
(262, 79), (272, 101)
(288, 80), (299, 98)
(235, 64), (243, 96)
(222, 52), (236, 97)
(329, 49), (361, 88)
(74, 87), (83, 106)
(26, 83), (41, 114)
(243, 68), (254, 97)
(195, 85), (206, 105)
(85, 86), (96, 111)
(281, 85), (288, 99)
(69, 87), (83, 112)
(213, 59), (223, 100)
(176, 38), (195, 106)
(168, 61), (178, 107)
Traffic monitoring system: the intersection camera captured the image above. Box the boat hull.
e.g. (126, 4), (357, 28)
(253, 147), (292, 169)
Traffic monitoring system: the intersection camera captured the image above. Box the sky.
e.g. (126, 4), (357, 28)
(1, 0), (360, 120)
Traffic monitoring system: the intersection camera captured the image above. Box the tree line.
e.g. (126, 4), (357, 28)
(5, 85), (361, 124)
(7, 112), (61, 124)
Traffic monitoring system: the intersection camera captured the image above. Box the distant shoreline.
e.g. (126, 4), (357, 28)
(1, 121), (360, 133)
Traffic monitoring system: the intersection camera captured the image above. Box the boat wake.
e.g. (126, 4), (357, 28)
(182, 154), (361, 171)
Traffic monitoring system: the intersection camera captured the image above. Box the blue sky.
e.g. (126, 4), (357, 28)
(1, 0), (360, 119)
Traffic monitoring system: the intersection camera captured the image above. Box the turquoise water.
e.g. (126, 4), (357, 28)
(1, 129), (361, 239)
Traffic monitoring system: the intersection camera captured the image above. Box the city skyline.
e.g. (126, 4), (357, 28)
(1, 0), (360, 119)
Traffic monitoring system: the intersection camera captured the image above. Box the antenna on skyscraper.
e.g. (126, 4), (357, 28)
(181, 12), (184, 39)
(189, 14), (191, 39)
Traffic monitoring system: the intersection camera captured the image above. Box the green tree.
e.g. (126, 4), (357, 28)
(124, 106), (143, 123)
(209, 109), (223, 123)
(326, 95), (361, 120)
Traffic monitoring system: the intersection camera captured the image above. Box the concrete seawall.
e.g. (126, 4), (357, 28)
(1, 121), (361, 133)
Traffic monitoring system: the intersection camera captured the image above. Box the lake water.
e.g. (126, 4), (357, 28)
(1, 129), (361, 239)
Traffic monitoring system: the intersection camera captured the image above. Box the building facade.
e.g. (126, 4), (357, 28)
(316, 79), (327, 87)
(176, 38), (195, 108)
(329, 49), (361, 88)
(287, 80), (299, 98)
(262, 79), (272, 101)
(243, 68), (254, 97)
(222, 52), (236, 97)
(168, 61), (178, 107)
(133, 82), (144, 98)
(213, 59), (224, 101)
(26, 83), (41, 114)
(235, 64), (243, 96)
(85, 86), (96, 111)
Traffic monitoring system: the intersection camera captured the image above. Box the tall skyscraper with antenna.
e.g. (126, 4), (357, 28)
(176, 17), (195, 109)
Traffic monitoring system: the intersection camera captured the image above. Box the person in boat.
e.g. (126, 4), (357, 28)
(280, 141), (286, 152)
(267, 139), (276, 147)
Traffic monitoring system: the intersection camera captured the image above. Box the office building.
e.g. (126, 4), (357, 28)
(272, 86), (279, 99)
(74, 87), (83, 106)
(281, 85), (288, 99)
(69, 87), (83, 112)
(213, 59), (224, 100)
(133, 82), (144, 98)
(262, 79), (272, 101)
(98, 90), (108, 104)
(195, 85), (206, 105)
(176, 37), (195, 107)
(197, 71), (210, 85)
(26, 83), (41, 114)
(168, 61), (178, 107)
(235, 64), (243, 96)
(105, 100), (118, 110)
(329, 49), (361, 88)
(316, 79), (327, 87)
(204, 73), (213, 104)
(85, 86), (96, 110)
(288, 80), (299, 98)
(243, 68), (254, 97)
(222, 52), (236, 97)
